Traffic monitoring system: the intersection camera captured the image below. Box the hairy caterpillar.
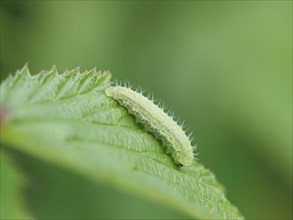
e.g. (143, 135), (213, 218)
(105, 86), (195, 166)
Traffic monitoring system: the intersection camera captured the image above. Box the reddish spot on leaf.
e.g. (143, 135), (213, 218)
(0, 108), (7, 127)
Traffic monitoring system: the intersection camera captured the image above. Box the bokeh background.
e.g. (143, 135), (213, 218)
(1, 1), (292, 219)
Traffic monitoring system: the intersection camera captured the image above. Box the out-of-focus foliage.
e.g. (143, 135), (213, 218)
(0, 1), (292, 219)
(0, 150), (32, 219)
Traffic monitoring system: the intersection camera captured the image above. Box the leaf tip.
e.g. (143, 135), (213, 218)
(90, 66), (97, 73)
(51, 64), (58, 73)
(18, 63), (30, 74)
(75, 66), (81, 72)
(23, 62), (29, 69)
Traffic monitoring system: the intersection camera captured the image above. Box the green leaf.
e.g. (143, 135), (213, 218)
(0, 150), (33, 219)
(0, 66), (244, 219)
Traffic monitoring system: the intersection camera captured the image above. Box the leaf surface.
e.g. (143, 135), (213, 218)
(0, 66), (244, 219)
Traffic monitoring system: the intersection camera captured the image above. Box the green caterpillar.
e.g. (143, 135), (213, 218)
(105, 86), (195, 166)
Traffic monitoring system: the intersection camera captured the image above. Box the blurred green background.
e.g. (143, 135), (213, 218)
(0, 1), (292, 219)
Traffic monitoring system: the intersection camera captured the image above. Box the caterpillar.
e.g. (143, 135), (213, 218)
(105, 85), (195, 166)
